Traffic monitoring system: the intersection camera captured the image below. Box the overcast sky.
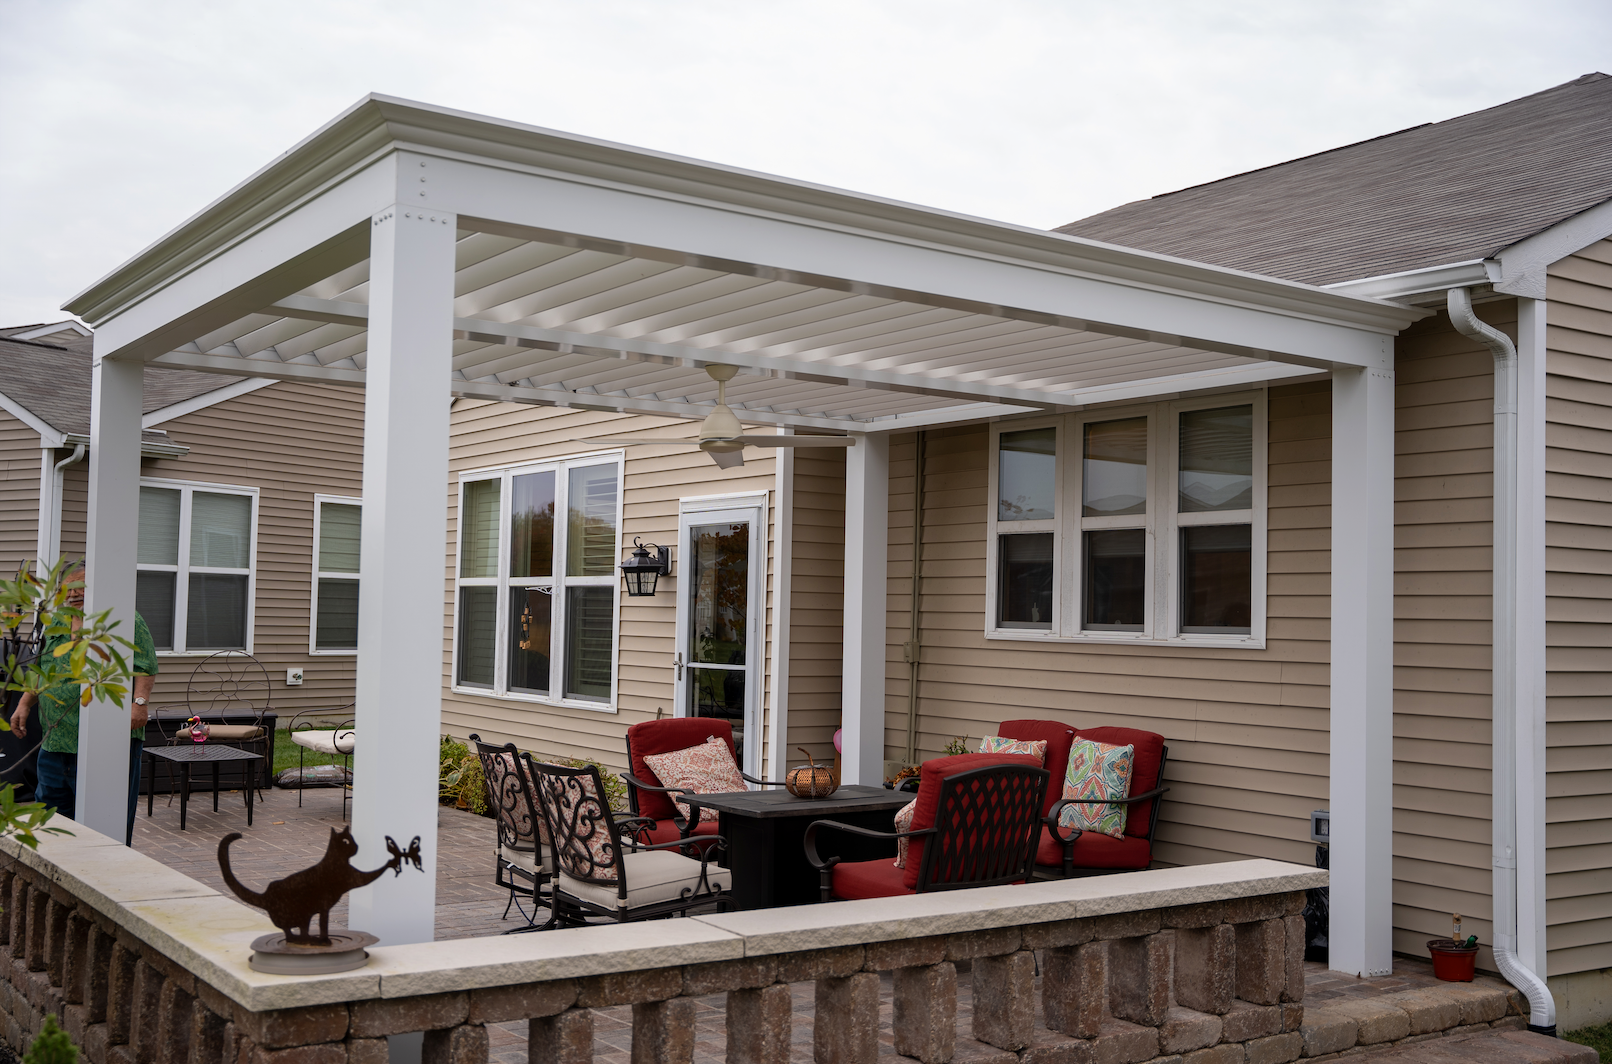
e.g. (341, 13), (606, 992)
(2, 0), (1609, 326)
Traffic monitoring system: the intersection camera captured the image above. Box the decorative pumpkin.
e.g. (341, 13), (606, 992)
(787, 747), (839, 799)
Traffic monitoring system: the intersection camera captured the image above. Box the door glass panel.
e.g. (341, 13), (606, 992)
(137, 487), (181, 565)
(1083, 528), (1146, 631)
(1180, 525), (1252, 633)
(510, 471), (555, 579)
(189, 492), (251, 568)
(1179, 405), (1253, 512)
(691, 669), (745, 726)
(997, 533), (1054, 629)
(689, 523), (748, 665)
(566, 465), (618, 577)
(460, 479), (501, 579)
(1083, 418), (1148, 517)
(508, 586), (553, 695)
(998, 427), (1056, 521)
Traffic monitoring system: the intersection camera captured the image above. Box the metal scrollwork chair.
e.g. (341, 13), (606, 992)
(469, 735), (554, 932)
(149, 650), (275, 807)
(805, 754), (1048, 901)
(527, 756), (732, 925)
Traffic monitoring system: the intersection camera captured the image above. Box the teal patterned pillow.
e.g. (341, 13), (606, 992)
(1058, 738), (1135, 838)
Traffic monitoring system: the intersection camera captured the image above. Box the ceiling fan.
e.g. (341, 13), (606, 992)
(577, 364), (855, 468)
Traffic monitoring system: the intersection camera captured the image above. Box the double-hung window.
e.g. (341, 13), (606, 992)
(987, 393), (1265, 645)
(310, 496), (362, 653)
(452, 453), (624, 708)
(136, 479), (258, 653)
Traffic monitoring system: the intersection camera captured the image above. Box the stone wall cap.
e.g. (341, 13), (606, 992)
(692, 860), (1325, 956)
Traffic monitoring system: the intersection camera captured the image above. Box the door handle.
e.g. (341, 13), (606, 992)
(673, 652), (684, 681)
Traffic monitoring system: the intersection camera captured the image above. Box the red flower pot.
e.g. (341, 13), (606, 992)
(1427, 938), (1478, 981)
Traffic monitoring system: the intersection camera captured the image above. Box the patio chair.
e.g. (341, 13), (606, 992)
(621, 718), (781, 846)
(285, 706), (356, 816)
(469, 734), (554, 932)
(527, 756), (732, 924)
(1035, 725), (1171, 879)
(803, 753), (1047, 901)
(147, 651), (276, 806)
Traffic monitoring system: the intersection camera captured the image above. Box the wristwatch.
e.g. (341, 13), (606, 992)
(133, 697), (148, 707)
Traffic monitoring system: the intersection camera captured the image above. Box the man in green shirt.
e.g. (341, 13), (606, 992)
(8, 568), (158, 845)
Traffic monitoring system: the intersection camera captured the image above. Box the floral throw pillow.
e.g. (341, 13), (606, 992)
(642, 736), (748, 823)
(1058, 739), (1135, 838)
(892, 799), (918, 868)
(493, 752), (550, 845)
(536, 766), (618, 882)
(977, 736), (1049, 764)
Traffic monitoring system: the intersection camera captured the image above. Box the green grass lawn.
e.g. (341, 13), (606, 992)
(1563, 1022), (1611, 1060)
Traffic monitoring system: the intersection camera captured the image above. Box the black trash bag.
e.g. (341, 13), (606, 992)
(1303, 844), (1329, 963)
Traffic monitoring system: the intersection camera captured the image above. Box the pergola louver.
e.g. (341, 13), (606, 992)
(63, 95), (1419, 968)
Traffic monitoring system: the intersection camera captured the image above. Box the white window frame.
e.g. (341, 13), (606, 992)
(985, 390), (1267, 648)
(449, 451), (625, 712)
(137, 477), (259, 656)
(308, 494), (362, 656)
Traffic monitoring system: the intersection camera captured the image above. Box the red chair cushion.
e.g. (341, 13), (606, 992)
(904, 752), (1044, 891)
(1074, 727), (1164, 838)
(1034, 825), (1152, 870)
(626, 719), (737, 823)
(832, 858), (913, 900)
(999, 720), (1077, 816)
(639, 818), (721, 847)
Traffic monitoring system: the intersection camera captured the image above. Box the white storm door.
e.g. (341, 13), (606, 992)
(674, 496), (767, 778)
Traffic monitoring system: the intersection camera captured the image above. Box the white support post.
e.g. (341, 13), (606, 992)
(766, 436), (795, 783)
(347, 205), (458, 945)
(1513, 298), (1549, 977)
(841, 433), (889, 786)
(81, 356), (143, 840)
(1329, 360), (1396, 978)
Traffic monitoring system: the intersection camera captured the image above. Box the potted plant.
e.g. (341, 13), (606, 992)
(1427, 913), (1479, 981)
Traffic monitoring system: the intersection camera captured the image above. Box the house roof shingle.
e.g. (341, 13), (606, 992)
(0, 326), (241, 437)
(1055, 72), (1612, 287)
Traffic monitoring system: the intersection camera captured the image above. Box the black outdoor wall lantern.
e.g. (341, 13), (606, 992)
(620, 538), (670, 597)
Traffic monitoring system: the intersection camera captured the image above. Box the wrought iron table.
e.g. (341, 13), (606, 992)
(143, 745), (263, 830)
(679, 785), (910, 909)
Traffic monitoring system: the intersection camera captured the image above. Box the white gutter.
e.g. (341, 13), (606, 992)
(35, 443), (85, 570)
(1445, 287), (1556, 1036)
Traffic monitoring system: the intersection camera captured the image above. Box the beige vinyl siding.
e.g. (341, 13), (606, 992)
(0, 409), (41, 578)
(1545, 239), (1612, 978)
(785, 447), (846, 769)
(1390, 304), (1508, 964)
(136, 380), (364, 723)
(879, 392), (1331, 872)
(441, 400), (778, 776)
(57, 462), (87, 564)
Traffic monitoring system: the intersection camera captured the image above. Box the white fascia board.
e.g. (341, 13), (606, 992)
(1324, 260), (1498, 305)
(1491, 195), (1612, 299)
(71, 158), (395, 363)
(142, 378), (277, 427)
(0, 389), (65, 446)
(65, 94), (1418, 371)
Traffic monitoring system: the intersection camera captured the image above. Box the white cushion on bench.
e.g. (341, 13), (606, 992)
(291, 729), (355, 755)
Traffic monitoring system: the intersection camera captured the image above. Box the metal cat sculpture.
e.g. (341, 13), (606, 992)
(218, 826), (422, 973)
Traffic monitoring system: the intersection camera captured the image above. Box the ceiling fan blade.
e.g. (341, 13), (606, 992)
(708, 449), (745, 470)
(730, 435), (855, 448)
(567, 438), (694, 447)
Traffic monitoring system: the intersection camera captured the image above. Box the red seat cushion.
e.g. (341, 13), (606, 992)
(1034, 826), (1152, 870)
(638, 818), (721, 847)
(625, 719), (737, 823)
(904, 752), (1044, 891)
(999, 720), (1077, 816)
(831, 858), (912, 900)
(1075, 727), (1164, 838)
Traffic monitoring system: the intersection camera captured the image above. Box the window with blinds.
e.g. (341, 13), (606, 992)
(311, 497), (362, 653)
(452, 455), (622, 707)
(135, 480), (257, 652)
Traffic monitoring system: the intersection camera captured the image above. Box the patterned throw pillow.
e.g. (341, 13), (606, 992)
(1058, 739), (1135, 838)
(535, 766), (619, 882)
(892, 799), (918, 868)
(977, 736), (1049, 764)
(495, 753), (550, 845)
(642, 736), (748, 823)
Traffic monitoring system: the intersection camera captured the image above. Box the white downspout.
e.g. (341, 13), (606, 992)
(37, 443), (86, 571)
(1446, 287), (1556, 1035)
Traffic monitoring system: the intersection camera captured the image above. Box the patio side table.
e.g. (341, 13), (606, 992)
(679, 785), (910, 909)
(144, 745), (263, 830)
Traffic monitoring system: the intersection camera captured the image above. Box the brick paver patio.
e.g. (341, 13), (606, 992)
(128, 783), (1546, 1064)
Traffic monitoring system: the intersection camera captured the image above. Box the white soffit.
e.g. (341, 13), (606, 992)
(65, 95), (1424, 433)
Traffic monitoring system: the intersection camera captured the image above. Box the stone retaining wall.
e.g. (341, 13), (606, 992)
(0, 823), (1516, 1064)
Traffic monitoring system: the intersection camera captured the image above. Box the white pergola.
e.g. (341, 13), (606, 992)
(65, 95), (1419, 973)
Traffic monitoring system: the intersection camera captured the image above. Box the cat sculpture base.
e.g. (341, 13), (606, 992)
(248, 929), (379, 975)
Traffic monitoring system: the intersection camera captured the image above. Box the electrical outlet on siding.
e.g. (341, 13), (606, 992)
(286, 668), (305, 686)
